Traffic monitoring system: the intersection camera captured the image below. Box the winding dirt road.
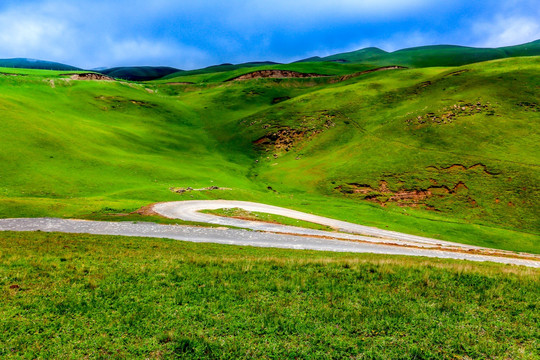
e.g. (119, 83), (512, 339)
(1, 200), (538, 267)
(152, 200), (538, 267)
(153, 201), (483, 250)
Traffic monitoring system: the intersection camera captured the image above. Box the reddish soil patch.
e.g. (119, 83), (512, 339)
(253, 128), (310, 152)
(227, 70), (326, 81)
(253, 112), (336, 154)
(64, 73), (114, 81)
(335, 180), (469, 208)
(132, 203), (159, 216)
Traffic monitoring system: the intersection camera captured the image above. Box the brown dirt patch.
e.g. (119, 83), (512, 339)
(253, 112), (336, 154)
(169, 186), (231, 194)
(65, 73), (114, 81)
(132, 203), (160, 216)
(253, 128), (309, 152)
(335, 180), (469, 208)
(406, 101), (495, 126)
(226, 70), (327, 81)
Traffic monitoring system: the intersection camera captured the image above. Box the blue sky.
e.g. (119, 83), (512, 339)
(0, 0), (538, 69)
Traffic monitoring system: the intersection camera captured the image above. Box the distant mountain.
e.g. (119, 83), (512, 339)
(99, 66), (181, 81)
(2, 40), (538, 80)
(0, 58), (81, 71)
(297, 40), (540, 67)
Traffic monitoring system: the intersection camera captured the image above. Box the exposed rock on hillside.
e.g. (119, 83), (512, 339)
(227, 70), (326, 81)
(335, 180), (470, 208)
(65, 73), (114, 81)
(252, 112), (336, 154)
(406, 101), (495, 126)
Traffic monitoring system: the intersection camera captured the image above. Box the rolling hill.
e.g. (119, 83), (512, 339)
(0, 55), (538, 253)
(299, 39), (540, 67)
(0, 58), (81, 71)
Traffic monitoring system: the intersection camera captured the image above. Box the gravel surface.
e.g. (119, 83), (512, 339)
(1, 217), (538, 267)
(154, 200), (486, 250)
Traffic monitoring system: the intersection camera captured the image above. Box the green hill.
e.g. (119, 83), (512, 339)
(100, 66), (181, 81)
(300, 40), (540, 67)
(0, 56), (538, 253)
(0, 58), (80, 71)
(163, 61), (281, 80)
(307, 46), (389, 63)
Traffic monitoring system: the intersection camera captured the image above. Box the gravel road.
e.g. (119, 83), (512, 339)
(0, 217), (538, 267)
(153, 201), (490, 250)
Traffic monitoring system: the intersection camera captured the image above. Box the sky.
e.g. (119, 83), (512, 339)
(0, 0), (539, 69)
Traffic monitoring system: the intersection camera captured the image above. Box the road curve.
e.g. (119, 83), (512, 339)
(153, 201), (489, 250)
(151, 200), (539, 266)
(0, 217), (539, 267)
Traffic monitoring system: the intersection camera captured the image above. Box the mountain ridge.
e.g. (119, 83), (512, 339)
(1, 39), (538, 80)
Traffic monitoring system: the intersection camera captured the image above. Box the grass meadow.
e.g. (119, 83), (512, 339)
(1, 231), (538, 359)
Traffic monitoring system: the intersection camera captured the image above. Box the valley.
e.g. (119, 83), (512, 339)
(0, 55), (538, 254)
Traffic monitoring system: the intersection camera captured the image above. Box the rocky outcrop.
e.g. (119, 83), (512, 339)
(227, 70), (326, 81)
(335, 180), (470, 208)
(65, 73), (114, 81)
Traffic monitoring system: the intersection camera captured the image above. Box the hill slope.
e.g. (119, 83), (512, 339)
(301, 40), (540, 67)
(0, 58), (80, 71)
(0, 57), (538, 253)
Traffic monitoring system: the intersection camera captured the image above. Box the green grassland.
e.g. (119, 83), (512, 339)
(1, 231), (538, 359)
(0, 58), (80, 71)
(158, 62), (376, 84)
(0, 56), (539, 253)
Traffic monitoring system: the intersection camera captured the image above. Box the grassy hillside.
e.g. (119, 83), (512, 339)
(306, 40), (540, 67)
(163, 61), (281, 80)
(0, 58), (80, 71)
(0, 57), (538, 253)
(1, 231), (538, 359)
(160, 62), (374, 84)
(238, 58), (540, 234)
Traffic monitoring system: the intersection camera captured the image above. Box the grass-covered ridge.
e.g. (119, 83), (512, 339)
(298, 39), (540, 67)
(1, 231), (538, 359)
(0, 57), (538, 253)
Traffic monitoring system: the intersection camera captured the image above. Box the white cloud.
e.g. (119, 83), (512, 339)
(0, 13), (70, 59)
(474, 16), (540, 48)
(0, 2), (211, 68)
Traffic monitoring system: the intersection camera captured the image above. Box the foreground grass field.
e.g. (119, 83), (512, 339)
(1, 231), (538, 359)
